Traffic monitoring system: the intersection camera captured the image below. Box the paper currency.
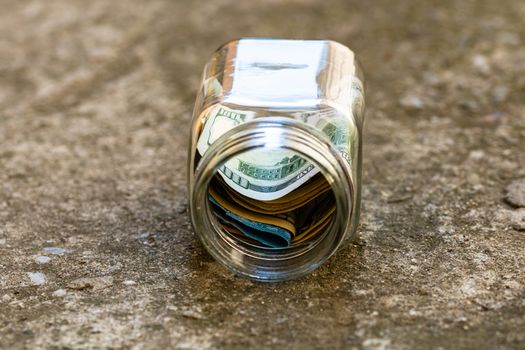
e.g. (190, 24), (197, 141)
(197, 105), (354, 201)
(209, 174), (335, 249)
(210, 196), (292, 248)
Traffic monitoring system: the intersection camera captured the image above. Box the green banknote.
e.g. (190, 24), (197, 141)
(197, 105), (355, 201)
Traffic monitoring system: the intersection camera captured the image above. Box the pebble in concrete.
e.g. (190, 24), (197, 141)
(52, 289), (67, 297)
(399, 95), (424, 109)
(27, 272), (46, 286)
(35, 256), (51, 264)
(42, 247), (66, 255)
(505, 179), (525, 208)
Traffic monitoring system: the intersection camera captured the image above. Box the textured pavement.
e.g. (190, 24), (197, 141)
(0, 0), (524, 349)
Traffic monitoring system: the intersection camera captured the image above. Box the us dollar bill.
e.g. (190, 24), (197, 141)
(197, 103), (358, 201)
(209, 174), (335, 249)
(209, 195), (292, 248)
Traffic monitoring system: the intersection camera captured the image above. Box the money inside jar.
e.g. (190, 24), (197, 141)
(195, 105), (358, 249)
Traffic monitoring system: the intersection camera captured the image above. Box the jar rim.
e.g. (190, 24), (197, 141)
(190, 117), (355, 281)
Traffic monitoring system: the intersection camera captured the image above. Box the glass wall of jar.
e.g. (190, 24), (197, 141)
(188, 38), (365, 281)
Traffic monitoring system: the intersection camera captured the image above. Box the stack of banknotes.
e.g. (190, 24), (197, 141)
(209, 174), (335, 248)
(197, 105), (339, 249)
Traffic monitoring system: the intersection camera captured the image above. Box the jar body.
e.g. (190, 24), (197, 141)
(188, 38), (365, 281)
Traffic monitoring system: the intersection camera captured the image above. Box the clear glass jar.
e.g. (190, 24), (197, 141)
(188, 38), (365, 281)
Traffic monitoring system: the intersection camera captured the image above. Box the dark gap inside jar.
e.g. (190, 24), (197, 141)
(207, 172), (336, 250)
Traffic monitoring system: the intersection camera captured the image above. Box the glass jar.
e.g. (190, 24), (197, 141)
(188, 38), (365, 281)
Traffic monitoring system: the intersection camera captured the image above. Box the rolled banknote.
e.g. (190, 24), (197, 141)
(210, 196), (292, 248)
(197, 104), (358, 201)
(208, 174), (335, 248)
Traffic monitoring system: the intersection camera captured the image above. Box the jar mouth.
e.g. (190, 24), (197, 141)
(190, 117), (355, 281)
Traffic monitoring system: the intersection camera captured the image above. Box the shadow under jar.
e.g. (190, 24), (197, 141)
(188, 38), (365, 281)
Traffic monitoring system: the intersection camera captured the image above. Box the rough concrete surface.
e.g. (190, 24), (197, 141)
(1, 0), (524, 349)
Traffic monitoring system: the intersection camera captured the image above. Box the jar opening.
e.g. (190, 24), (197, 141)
(190, 118), (354, 281)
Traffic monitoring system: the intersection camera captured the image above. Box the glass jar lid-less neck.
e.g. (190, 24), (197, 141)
(190, 117), (355, 281)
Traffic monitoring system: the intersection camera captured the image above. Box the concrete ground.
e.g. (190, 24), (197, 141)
(1, 0), (524, 349)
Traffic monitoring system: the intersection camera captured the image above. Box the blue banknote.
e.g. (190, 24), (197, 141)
(209, 195), (292, 248)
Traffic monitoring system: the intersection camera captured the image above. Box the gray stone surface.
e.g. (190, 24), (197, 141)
(0, 0), (524, 349)
(505, 179), (525, 208)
